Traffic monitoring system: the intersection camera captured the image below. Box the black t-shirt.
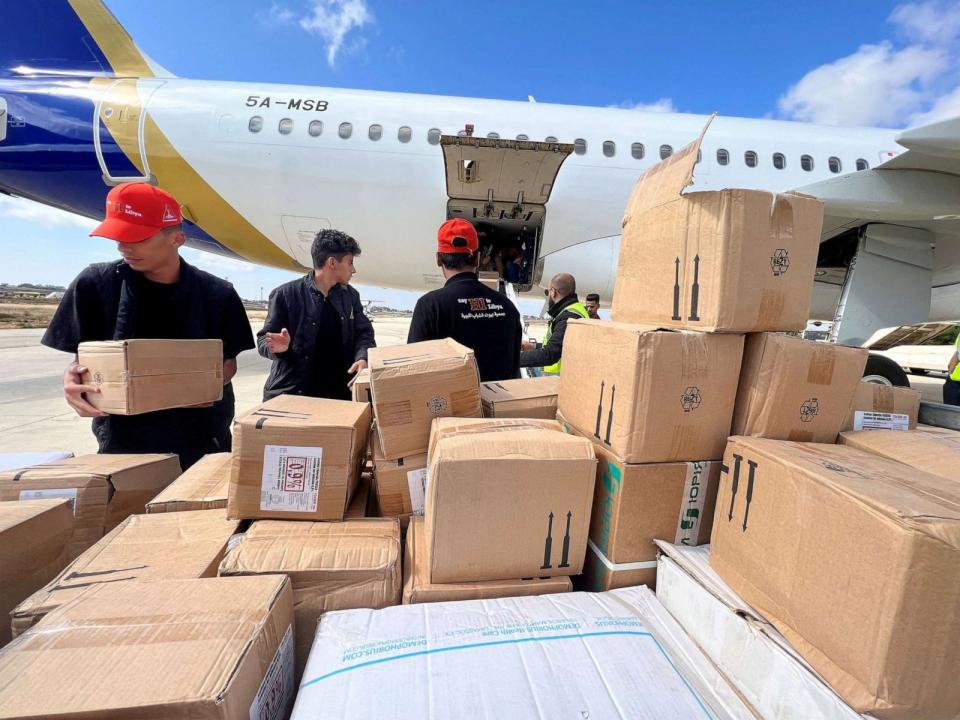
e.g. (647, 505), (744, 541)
(305, 293), (350, 400)
(132, 276), (187, 339)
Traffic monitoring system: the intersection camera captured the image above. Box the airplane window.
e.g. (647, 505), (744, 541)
(398, 126), (412, 143)
(829, 156), (842, 173)
(516, 134), (529, 141)
(744, 150), (758, 168)
(697, 149), (702, 162)
(574, 138), (587, 155)
(278, 118), (293, 135)
(716, 148), (729, 165)
(339, 122), (353, 139)
(545, 136), (559, 143)
(631, 142), (645, 159)
(369, 124), (383, 141)
(660, 144), (673, 160)
(308, 120), (323, 137)
(801, 154), (814, 171)
(487, 132), (500, 139)
(248, 116), (263, 133)
(856, 158), (869, 171)
(603, 140), (616, 157)
(427, 128), (442, 145)
(772, 152), (786, 170)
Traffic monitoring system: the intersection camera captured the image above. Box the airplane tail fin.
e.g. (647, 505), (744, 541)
(0, 0), (174, 79)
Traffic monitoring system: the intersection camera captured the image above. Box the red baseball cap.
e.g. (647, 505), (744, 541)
(90, 182), (183, 243)
(437, 218), (479, 254)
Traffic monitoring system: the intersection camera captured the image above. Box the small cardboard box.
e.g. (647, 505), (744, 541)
(350, 368), (372, 403)
(841, 381), (920, 432)
(481, 376), (561, 419)
(426, 418), (596, 583)
(78, 339), (223, 415)
(839, 427), (960, 482)
(371, 424), (428, 516)
(403, 517), (572, 604)
(559, 320), (744, 463)
(219, 518), (400, 679)
(611, 125), (823, 332)
(732, 333), (868, 443)
(228, 394), (371, 521)
(145, 451), (230, 513)
(12, 509), (240, 637)
(0, 499), (73, 647)
(369, 339), (482, 460)
(0, 576), (296, 720)
(0, 453), (181, 559)
(710, 436), (960, 718)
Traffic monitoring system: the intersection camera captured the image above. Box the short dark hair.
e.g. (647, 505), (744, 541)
(438, 251), (478, 271)
(311, 229), (361, 268)
(586, 293), (600, 303)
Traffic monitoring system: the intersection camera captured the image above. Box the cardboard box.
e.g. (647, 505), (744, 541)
(611, 127), (823, 332)
(0, 500), (73, 647)
(732, 333), (867, 443)
(478, 270), (501, 291)
(219, 518), (401, 679)
(350, 367), (372, 403)
(0, 453), (181, 559)
(344, 472), (371, 518)
(145, 451), (230, 513)
(403, 517), (571, 604)
(12, 508), (240, 636)
(480, 375), (561, 419)
(292, 586), (757, 719)
(0, 576), (296, 720)
(229, 394), (371, 521)
(559, 321), (744, 463)
(841, 381), (920, 432)
(78, 338), (223, 414)
(369, 338), (482, 460)
(710, 436), (960, 718)
(426, 417), (596, 583)
(371, 425), (428, 516)
(839, 427), (960, 483)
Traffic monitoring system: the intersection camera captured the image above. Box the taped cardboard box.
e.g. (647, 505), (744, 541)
(711, 436), (960, 719)
(403, 517), (571, 604)
(426, 417), (596, 583)
(0, 576), (295, 720)
(78, 338), (223, 415)
(229, 394), (371, 521)
(611, 124), (823, 332)
(732, 333), (867, 443)
(371, 423), (428, 516)
(559, 320), (744, 463)
(0, 500), (73, 647)
(841, 382), (920, 432)
(145, 451), (230, 513)
(369, 338), (482, 460)
(0, 453), (181, 559)
(12, 508), (240, 637)
(350, 367), (372, 403)
(480, 375), (561, 419)
(293, 586), (757, 720)
(219, 518), (400, 680)
(839, 427), (960, 483)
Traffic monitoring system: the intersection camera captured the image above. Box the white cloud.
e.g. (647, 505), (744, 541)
(612, 98), (677, 113)
(0, 195), (96, 230)
(269, 0), (374, 67)
(890, 1), (960, 45)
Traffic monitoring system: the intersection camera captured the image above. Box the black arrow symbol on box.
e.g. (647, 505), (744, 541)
(559, 511), (573, 568)
(541, 512), (554, 570)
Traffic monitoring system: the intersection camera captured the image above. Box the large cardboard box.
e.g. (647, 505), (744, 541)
(403, 517), (571, 604)
(426, 418), (596, 583)
(559, 320), (744, 463)
(0, 453), (181, 559)
(12, 509), (240, 636)
(292, 587), (756, 719)
(611, 127), (823, 332)
(219, 518), (401, 679)
(229, 394), (371, 521)
(145, 451), (230, 513)
(732, 333), (868, 443)
(480, 375), (561, 419)
(78, 338), (223, 414)
(369, 338), (481, 460)
(371, 425), (428, 516)
(0, 576), (296, 720)
(841, 381), (920, 431)
(350, 367), (372, 403)
(711, 436), (960, 718)
(0, 500), (73, 647)
(839, 427), (960, 482)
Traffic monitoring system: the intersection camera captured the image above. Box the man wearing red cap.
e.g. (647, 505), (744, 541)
(408, 219), (521, 381)
(42, 182), (255, 469)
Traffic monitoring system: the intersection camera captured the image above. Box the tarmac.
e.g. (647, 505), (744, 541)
(0, 321), (947, 457)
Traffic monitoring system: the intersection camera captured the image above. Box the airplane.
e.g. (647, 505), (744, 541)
(3, 0), (960, 387)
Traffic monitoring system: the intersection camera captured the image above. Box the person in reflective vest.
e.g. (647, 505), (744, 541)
(520, 273), (590, 375)
(945, 332), (960, 405)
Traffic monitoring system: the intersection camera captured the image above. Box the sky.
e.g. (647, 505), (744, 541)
(5, 0), (960, 309)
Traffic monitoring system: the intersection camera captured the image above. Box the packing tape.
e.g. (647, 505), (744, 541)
(587, 540), (657, 572)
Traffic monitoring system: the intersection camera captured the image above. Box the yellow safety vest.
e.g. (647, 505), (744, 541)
(544, 302), (590, 374)
(951, 333), (960, 381)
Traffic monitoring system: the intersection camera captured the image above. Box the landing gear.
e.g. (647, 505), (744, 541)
(863, 354), (910, 387)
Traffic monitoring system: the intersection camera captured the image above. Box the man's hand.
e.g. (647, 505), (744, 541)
(265, 327), (291, 354)
(348, 359), (367, 375)
(521, 340), (535, 352)
(64, 362), (107, 418)
(949, 351), (958, 374)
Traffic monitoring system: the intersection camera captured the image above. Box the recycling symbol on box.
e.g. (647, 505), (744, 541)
(93, 371), (104, 385)
(426, 396), (448, 416)
(770, 248), (790, 276)
(800, 397), (820, 422)
(680, 387), (702, 412)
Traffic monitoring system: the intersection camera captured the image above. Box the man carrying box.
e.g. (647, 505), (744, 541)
(42, 183), (255, 469)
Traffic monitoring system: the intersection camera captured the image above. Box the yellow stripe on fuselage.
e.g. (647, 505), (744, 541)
(69, 0), (155, 78)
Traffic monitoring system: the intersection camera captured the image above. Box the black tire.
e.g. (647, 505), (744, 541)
(863, 354), (910, 387)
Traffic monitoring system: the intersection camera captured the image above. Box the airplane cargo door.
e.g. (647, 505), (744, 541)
(94, 78), (165, 184)
(441, 136), (573, 291)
